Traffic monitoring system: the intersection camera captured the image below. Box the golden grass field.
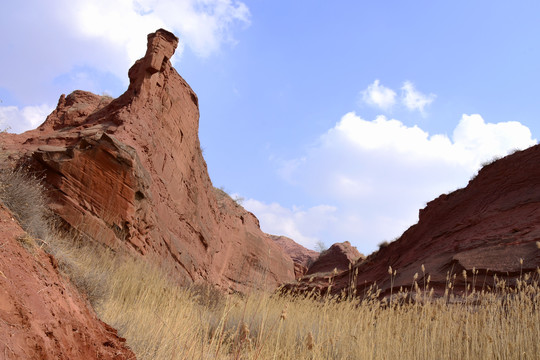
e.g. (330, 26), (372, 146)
(2, 168), (539, 360)
(48, 233), (540, 360)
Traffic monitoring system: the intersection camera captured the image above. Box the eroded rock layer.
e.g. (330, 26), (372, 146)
(1, 29), (295, 292)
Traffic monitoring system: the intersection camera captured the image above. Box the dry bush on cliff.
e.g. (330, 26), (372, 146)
(0, 166), (51, 240)
(2, 169), (540, 359)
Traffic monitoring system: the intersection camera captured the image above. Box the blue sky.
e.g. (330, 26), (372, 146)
(1, 1), (539, 254)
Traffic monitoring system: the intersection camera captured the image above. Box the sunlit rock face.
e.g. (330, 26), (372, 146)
(1, 29), (295, 293)
(268, 234), (320, 278)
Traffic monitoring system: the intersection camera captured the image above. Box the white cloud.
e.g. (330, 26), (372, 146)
(243, 198), (338, 249)
(361, 80), (397, 110)
(68, 0), (250, 65)
(0, 105), (54, 134)
(263, 112), (536, 254)
(453, 114), (534, 161)
(331, 112), (534, 170)
(0, 0), (250, 133)
(401, 81), (436, 113)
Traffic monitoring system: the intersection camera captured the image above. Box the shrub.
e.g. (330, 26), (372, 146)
(314, 240), (327, 253)
(480, 155), (502, 168)
(0, 166), (51, 240)
(214, 186), (245, 207)
(378, 240), (389, 249)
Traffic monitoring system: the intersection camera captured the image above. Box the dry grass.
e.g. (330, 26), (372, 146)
(48, 232), (540, 360)
(15, 233), (38, 250)
(0, 166), (51, 240)
(1, 167), (539, 359)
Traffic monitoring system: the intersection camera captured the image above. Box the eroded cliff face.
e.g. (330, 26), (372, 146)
(1, 29), (294, 292)
(287, 146), (540, 297)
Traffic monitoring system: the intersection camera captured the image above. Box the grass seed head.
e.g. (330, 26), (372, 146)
(305, 332), (314, 350)
(280, 307), (288, 321)
(239, 322), (250, 342)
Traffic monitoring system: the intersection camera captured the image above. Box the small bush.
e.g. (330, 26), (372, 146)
(0, 166), (51, 240)
(188, 283), (226, 311)
(16, 233), (38, 250)
(232, 194), (245, 206)
(378, 240), (389, 249)
(314, 240), (327, 253)
(480, 155), (502, 168)
(214, 186), (245, 208)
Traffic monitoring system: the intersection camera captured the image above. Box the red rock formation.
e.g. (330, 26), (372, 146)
(305, 241), (363, 276)
(0, 205), (134, 359)
(288, 146), (540, 297)
(0, 29), (295, 292)
(38, 91), (113, 131)
(268, 235), (319, 278)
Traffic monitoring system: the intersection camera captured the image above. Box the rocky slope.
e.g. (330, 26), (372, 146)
(0, 29), (295, 293)
(288, 146), (540, 297)
(269, 235), (319, 278)
(305, 241), (363, 276)
(0, 205), (134, 359)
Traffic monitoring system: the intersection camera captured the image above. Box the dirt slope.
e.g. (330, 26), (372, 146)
(0, 205), (134, 359)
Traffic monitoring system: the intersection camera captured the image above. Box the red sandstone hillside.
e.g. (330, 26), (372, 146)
(268, 235), (319, 277)
(0, 29), (295, 293)
(288, 147), (540, 297)
(305, 241), (363, 276)
(0, 205), (134, 359)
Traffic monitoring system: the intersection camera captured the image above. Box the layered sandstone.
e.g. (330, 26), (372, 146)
(288, 146), (540, 297)
(0, 29), (295, 292)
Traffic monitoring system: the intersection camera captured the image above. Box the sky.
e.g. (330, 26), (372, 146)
(1, 1), (539, 254)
